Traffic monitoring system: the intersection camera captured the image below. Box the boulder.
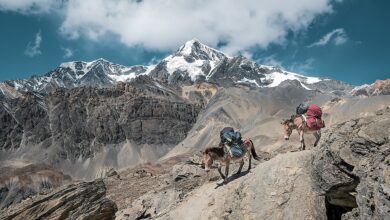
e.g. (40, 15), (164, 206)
(0, 179), (117, 220)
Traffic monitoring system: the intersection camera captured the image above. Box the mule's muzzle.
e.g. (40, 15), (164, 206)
(205, 168), (210, 172)
(284, 137), (289, 140)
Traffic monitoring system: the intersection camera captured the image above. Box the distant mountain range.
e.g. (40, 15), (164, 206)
(1, 39), (362, 99)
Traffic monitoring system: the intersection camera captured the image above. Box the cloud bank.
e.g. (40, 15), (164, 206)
(24, 31), (42, 57)
(1, 0), (336, 54)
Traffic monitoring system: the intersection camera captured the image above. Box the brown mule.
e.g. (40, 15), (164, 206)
(281, 115), (322, 150)
(202, 139), (260, 182)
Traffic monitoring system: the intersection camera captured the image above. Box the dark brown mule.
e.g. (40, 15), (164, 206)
(281, 115), (321, 150)
(202, 139), (260, 182)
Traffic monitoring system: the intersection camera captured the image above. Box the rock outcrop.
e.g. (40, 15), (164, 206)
(351, 79), (390, 96)
(0, 179), (117, 220)
(312, 107), (390, 219)
(0, 162), (71, 209)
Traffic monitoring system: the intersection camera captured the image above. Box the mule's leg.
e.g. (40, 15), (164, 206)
(299, 130), (306, 150)
(248, 152), (252, 171)
(224, 162), (229, 181)
(217, 165), (225, 180)
(236, 159), (244, 175)
(313, 131), (321, 147)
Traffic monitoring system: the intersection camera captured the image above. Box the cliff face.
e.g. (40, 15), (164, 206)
(0, 77), (203, 170)
(312, 107), (390, 219)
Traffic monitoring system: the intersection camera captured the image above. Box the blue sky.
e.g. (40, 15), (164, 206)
(0, 0), (388, 85)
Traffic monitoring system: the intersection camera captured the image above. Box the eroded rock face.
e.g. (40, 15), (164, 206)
(0, 162), (72, 209)
(0, 77), (202, 163)
(312, 107), (390, 219)
(0, 179), (117, 220)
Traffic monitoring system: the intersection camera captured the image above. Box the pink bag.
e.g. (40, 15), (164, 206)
(306, 117), (325, 130)
(306, 105), (322, 118)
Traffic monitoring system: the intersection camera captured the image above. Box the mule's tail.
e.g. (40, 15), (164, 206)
(250, 140), (260, 161)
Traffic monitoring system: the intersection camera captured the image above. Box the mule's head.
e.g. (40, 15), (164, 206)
(202, 150), (213, 172)
(281, 118), (294, 140)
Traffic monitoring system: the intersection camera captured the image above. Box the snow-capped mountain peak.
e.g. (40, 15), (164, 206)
(147, 39), (335, 90)
(154, 39), (228, 82)
(0, 58), (152, 96)
(175, 39), (227, 61)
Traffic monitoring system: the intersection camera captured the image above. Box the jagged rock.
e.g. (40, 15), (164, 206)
(0, 162), (72, 209)
(106, 168), (119, 178)
(312, 108), (390, 219)
(351, 79), (390, 96)
(0, 179), (117, 220)
(133, 170), (152, 178)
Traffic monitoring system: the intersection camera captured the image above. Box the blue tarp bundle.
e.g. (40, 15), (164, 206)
(230, 144), (245, 157)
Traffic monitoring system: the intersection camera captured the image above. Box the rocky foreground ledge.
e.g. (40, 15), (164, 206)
(1, 108), (389, 220)
(0, 179), (117, 220)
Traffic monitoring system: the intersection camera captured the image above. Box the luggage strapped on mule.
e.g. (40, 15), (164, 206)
(219, 127), (245, 157)
(299, 104), (325, 130)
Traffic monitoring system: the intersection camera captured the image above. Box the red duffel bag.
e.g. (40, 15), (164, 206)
(306, 105), (322, 118)
(306, 117), (325, 130)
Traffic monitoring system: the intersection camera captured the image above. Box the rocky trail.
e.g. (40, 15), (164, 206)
(114, 107), (390, 220)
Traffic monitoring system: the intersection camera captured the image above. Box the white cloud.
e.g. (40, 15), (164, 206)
(307, 28), (347, 47)
(61, 47), (74, 58)
(290, 58), (315, 73)
(256, 55), (284, 68)
(0, 0), (62, 14)
(2, 0), (337, 54)
(24, 31), (42, 57)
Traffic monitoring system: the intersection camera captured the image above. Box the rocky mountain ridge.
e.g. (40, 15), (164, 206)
(351, 79), (390, 96)
(0, 39), (353, 100)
